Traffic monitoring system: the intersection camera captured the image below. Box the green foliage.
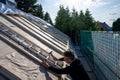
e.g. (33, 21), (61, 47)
(69, 8), (79, 44)
(15, 0), (53, 24)
(84, 9), (97, 30)
(32, 4), (44, 19)
(15, 0), (44, 19)
(55, 5), (71, 33)
(44, 12), (53, 25)
(112, 18), (120, 31)
(55, 6), (97, 44)
(15, 0), (37, 13)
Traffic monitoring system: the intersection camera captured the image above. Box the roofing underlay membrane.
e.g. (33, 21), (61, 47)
(0, 39), (58, 80)
(0, 2), (70, 40)
(0, 2), (73, 80)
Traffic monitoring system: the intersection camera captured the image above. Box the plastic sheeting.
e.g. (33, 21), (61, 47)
(0, 40), (57, 80)
(0, 2), (51, 27)
(0, 2), (70, 40)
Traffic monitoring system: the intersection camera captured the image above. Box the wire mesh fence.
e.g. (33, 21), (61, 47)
(80, 31), (120, 80)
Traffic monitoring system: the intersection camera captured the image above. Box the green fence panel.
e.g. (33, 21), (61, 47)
(80, 31), (120, 80)
(80, 31), (94, 65)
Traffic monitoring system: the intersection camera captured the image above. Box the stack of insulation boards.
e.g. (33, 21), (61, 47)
(0, 13), (72, 80)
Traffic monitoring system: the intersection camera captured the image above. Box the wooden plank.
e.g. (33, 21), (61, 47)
(20, 17), (66, 47)
(0, 34), (43, 64)
(0, 21), (64, 69)
(0, 16), (63, 59)
(6, 15), (64, 53)
(14, 16), (66, 51)
(6, 14), (22, 17)
(23, 16), (68, 44)
(0, 34), (61, 79)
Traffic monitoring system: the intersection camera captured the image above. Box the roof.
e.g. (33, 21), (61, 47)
(99, 22), (112, 31)
(0, 0), (16, 4)
(0, 38), (58, 80)
(0, 2), (73, 80)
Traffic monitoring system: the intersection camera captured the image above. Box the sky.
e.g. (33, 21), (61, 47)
(37, 0), (120, 27)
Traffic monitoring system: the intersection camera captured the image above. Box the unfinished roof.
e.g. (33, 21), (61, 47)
(0, 2), (73, 80)
(0, 38), (58, 80)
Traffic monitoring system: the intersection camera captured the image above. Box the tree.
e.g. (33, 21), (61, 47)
(44, 12), (53, 25)
(69, 8), (79, 44)
(112, 18), (120, 31)
(84, 9), (97, 30)
(32, 4), (44, 19)
(55, 6), (97, 45)
(55, 5), (70, 33)
(78, 10), (86, 30)
(15, 0), (37, 13)
(15, 0), (51, 20)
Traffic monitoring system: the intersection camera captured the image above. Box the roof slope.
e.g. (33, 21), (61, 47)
(0, 2), (73, 80)
(99, 22), (112, 31)
(0, 36), (58, 80)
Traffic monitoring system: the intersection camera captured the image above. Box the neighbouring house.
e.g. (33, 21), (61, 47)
(97, 22), (112, 31)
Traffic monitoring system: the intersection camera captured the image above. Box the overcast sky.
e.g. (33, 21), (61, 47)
(37, 0), (120, 27)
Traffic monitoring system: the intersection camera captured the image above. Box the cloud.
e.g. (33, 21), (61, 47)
(110, 4), (120, 11)
(54, 0), (110, 11)
(111, 4), (120, 8)
(106, 4), (120, 14)
(41, 0), (112, 25)
(90, 0), (110, 7)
